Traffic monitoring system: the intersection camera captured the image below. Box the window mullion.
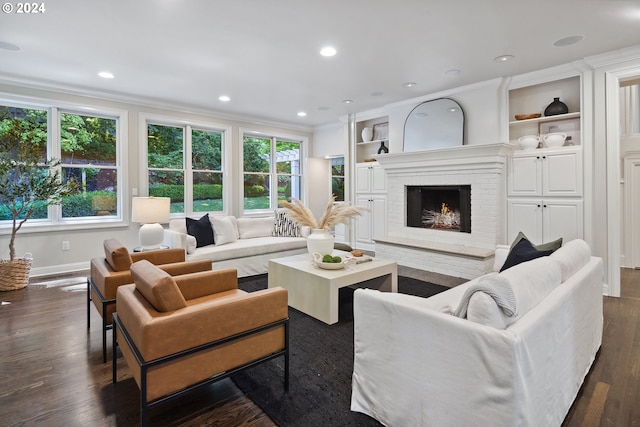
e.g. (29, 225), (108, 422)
(50, 107), (61, 222)
(184, 125), (193, 216)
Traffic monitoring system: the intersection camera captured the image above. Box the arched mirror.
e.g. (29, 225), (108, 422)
(403, 98), (464, 152)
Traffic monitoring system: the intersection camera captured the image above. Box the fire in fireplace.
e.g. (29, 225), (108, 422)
(406, 185), (471, 233)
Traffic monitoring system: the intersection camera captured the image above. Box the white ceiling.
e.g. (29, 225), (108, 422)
(1, 0), (639, 128)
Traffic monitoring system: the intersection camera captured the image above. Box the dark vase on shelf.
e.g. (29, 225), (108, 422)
(544, 97), (569, 116)
(377, 141), (389, 154)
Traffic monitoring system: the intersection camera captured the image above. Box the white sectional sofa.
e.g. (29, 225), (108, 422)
(163, 214), (310, 277)
(351, 239), (603, 427)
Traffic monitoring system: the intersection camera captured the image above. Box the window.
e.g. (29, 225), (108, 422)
(0, 103), (123, 226)
(0, 105), (48, 221)
(331, 157), (345, 201)
(242, 134), (302, 212)
(146, 122), (224, 215)
(60, 112), (118, 218)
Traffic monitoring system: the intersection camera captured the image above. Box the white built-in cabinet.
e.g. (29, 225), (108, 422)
(507, 147), (583, 244)
(356, 195), (387, 250)
(354, 162), (387, 250)
(356, 162), (387, 193)
(507, 75), (584, 246)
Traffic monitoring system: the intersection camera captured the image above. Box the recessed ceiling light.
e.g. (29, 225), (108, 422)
(98, 71), (114, 79)
(494, 55), (515, 63)
(297, 111), (307, 117)
(218, 95), (231, 102)
(342, 99), (354, 104)
(553, 35), (584, 47)
(0, 41), (20, 51)
(444, 69), (461, 76)
(402, 82), (417, 88)
(320, 46), (337, 57)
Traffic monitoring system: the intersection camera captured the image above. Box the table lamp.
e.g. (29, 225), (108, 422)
(131, 196), (171, 250)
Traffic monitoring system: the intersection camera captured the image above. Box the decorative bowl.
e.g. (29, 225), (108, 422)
(514, 113), (542, 121)
(518, 135), (540, 150)
(314, 260), (346, 270)
(543, 132), (567, 148)
(312, 253), (348, 270)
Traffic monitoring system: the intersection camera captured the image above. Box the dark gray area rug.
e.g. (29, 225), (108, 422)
(233, 275), (449, 427)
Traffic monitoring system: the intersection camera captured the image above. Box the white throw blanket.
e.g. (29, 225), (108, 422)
(453, 275), (517, 318)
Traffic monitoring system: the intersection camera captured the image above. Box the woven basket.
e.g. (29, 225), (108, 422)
(0, 254), (33, 291)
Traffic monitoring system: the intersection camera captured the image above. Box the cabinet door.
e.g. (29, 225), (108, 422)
(370, 196), (387, 240)
(542, 199), (583, 243)
(507, 199), (543, 244)
(370, 163), (387, 193)
(355, 196), (372, 244)
(356, 163), (371, 193)
(508, 154), (541, 196)
(542, 150), (583, 196)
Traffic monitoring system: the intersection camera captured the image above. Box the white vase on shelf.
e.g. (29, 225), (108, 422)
(361, 127), (373, 142)
(307, 228), (334, 255)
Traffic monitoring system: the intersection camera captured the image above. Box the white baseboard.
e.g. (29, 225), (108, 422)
(30, 262), (88, 278)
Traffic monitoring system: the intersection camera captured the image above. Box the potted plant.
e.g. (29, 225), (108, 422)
(279, 194), (367, 255)
(0, 116), (77, 291)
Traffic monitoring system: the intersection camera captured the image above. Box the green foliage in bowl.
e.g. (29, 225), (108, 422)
(321, 254), (342, 263)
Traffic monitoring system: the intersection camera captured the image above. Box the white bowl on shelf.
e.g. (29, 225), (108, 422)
(543, 132), (567, 148)
(518, 135), (540, 150)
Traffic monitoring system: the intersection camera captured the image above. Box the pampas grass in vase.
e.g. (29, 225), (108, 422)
(279, 195), (368, 255)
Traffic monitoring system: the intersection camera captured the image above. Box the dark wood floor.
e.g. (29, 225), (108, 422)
(0, 269), (639, 426)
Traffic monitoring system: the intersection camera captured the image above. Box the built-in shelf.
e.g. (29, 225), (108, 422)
(358, 139), (388, 146)
(509, 111), (580, 127)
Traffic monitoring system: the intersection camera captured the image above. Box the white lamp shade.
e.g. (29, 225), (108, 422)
(131, 197), (171, 224)
(132, 197), (171, 249)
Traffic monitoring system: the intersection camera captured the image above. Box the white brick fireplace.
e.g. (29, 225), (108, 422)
(374, 143), (512, 279)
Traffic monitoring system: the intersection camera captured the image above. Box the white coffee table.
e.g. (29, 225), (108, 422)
(268, 252), (397, 325)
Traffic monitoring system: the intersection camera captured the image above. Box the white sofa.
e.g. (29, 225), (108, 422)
(163, 214), (310, 277)
(351, 239), (603, 427)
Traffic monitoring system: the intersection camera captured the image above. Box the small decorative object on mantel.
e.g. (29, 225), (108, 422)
(0, 116), (78, 291)
(544, 97), (569, 116)
(361, 127), (373, 142)
(279, 195), (368, 254)
(377, 141), (389, 154)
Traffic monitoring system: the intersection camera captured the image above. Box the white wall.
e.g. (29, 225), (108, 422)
(0, 83), (313, 276)
(311, 122), (346, 158)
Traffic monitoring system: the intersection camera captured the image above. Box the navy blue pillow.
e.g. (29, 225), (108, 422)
(500, 237), (553, 272)
(186, 214), (214, 248)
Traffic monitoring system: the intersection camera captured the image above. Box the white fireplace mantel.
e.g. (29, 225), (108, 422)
(373, 142), (513, 279)
(373, 143), (514, 173)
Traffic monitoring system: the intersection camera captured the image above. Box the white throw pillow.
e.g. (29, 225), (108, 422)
(237, 217), (275, 239)
(211, 216), (239, 246)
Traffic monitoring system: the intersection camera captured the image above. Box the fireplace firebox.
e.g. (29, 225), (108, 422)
(406, 185), (471, 233)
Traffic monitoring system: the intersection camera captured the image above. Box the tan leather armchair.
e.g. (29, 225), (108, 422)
(88, 238), (211, 362)
(112, 260), (289, 426)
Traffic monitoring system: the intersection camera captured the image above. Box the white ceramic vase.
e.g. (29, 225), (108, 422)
(361, 127), (373, 142)
(307, 228), (334, 255)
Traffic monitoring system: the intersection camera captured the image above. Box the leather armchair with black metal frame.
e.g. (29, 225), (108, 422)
(88, 238), (211, 362)
(112, 260), (289, 426)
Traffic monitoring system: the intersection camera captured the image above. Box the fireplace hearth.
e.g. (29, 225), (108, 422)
(406, 185), (471, 233)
